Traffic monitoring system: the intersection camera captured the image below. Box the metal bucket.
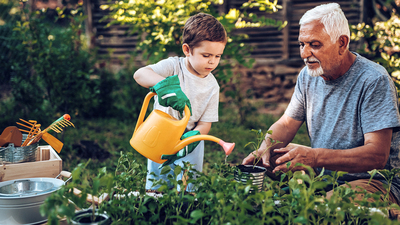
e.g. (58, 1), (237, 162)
(0, 177), (67, 224)
(0, 143), (39, 163)
(234, 165), (266, 192)
(0, 180), (54, 197)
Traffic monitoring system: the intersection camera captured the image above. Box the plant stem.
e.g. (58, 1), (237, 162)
(253, 141), (281, 168)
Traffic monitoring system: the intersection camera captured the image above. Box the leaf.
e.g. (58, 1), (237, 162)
(92, 178), (100, 196)
(293, 216), (307, 224)
(336, 171), (348, 178)
(160, 165), (171, 175)
(312, 181), (328, 190)
(174, 165), (182, 176)
(190, 209), (206, 220)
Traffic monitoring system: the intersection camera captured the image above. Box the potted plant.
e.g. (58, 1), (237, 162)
(234, 129), (282, 191)
(40, 160), (114, 225)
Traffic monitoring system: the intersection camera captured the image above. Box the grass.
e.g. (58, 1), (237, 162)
(47, 103), (310, 176)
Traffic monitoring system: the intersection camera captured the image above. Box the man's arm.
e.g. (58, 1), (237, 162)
(242, 114), (303, 167)
(273, 128), (392, 173)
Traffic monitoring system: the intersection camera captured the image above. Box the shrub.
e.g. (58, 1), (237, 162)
(0, 2), (115, 127)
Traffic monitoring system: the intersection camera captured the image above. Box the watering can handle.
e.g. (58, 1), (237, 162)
(134, 92), (191, 133)
(134, 92), (156, 133)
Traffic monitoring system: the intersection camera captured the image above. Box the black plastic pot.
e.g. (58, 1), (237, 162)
(71, 209), (111, 225)
(234, 165), (266, 192)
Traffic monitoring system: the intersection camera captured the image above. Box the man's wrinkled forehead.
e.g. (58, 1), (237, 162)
(299, 21), (329, 41)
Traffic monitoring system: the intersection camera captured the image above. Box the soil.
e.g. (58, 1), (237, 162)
(75, 214), (107, 223)
(267, 152), (288, 181)
(72, 140), (110, 161)
(236, 164), (266, 173)
(269, 152), (286, 169)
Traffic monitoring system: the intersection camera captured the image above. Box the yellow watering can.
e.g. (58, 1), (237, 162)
(130, 92), (235, 164)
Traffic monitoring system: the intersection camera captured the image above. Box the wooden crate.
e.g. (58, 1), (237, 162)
(0, 145), (62, 182)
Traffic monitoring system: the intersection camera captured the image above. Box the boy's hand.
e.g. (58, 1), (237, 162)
(159, 130), (200, 168)
(150, 75), (192, 114)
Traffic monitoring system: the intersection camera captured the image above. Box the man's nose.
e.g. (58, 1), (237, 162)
(300, 45), (312, 59)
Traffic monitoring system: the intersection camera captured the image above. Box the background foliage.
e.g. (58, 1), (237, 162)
(2, 0), (400, 222)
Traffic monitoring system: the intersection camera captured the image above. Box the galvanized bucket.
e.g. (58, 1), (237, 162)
(0, 143), (39, 163)
(234, 165), (266, 192)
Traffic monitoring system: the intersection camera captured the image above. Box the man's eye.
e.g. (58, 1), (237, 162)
(216, 55), (221, 58)
(203, 55), (210, 57)
(299, 43), (304, 48)
(310, 43), (321, 48)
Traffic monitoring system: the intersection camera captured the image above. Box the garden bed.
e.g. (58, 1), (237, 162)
(41, 152), (400, 224)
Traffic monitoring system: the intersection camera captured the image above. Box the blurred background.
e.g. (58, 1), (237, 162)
(0, 0), (399, 174)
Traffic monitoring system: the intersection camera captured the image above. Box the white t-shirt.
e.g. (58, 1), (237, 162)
(149, 56), (219, 130)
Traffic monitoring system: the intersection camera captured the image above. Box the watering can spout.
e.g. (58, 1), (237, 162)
(218, 140), (235, 155)
(175, 135), (235, 156)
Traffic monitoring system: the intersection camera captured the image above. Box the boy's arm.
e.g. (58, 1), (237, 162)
(133, 66), (164, 88)
(193, 121), (212, 135)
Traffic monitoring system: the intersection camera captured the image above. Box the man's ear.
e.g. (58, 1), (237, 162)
(338, 35), (349, 54)
(182, 43), (191, 56)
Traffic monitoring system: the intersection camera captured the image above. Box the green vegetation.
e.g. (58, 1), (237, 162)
(42, 153), (400, 224)
(2, 0), (400, 223)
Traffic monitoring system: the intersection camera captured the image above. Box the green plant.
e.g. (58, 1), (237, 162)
(369, 168), (400, 212)
(244, 129), (281, 167)
(40, 159), (114, 224)
(42, 150), (400, 224)
(0, 2), (111, 128)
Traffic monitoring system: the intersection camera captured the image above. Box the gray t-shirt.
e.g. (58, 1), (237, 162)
(149, 56), (219, 130)
(285, 52), (400, 199)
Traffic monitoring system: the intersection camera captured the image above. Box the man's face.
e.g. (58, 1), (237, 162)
(298, 21), (341, 80)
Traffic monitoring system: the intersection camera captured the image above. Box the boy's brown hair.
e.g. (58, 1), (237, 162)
(182, 13), (227, 50)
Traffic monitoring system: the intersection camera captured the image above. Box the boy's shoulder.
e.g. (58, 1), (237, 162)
(151, 56), (183, 66)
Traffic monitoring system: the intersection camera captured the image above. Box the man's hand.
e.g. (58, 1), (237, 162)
(242, 148), (272, 168)
(150, 75), (192, 114)
(272, 144), (316, 173)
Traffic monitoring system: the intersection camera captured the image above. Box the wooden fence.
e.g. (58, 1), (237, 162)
(87, 0), (363, 68)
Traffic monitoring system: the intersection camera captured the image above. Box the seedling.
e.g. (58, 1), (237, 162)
(244, 129), (282, 168)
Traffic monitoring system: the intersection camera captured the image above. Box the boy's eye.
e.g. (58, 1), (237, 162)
(203, 55), (210, 57)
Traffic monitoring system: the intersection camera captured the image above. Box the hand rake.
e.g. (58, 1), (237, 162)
(17, 114), (75, 153)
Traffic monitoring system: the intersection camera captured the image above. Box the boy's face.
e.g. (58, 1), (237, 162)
(183, 41), (226, 78)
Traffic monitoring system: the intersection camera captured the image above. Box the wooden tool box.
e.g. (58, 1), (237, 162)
(0, 145), (62, 182)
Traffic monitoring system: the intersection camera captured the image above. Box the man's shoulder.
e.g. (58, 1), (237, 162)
(353, 53), (389, 76)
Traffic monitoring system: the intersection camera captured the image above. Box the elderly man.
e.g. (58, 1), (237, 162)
(242, 2), (400, 218)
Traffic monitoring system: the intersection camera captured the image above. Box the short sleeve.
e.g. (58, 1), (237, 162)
(360, 75), (400, 134)
(285, 70), (306, 122)
(148, 57), (177, 78)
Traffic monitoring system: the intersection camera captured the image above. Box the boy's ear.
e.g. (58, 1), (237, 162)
(182, 43), (191, 56)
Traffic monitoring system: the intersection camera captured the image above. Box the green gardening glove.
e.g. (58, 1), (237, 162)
(150, 75), (192, 114)
(159, 130), (201, 168)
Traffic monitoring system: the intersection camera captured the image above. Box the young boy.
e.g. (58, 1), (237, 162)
(133, 13), (227, 191)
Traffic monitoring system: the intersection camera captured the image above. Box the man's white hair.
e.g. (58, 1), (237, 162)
(299, 3), (350, 48)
